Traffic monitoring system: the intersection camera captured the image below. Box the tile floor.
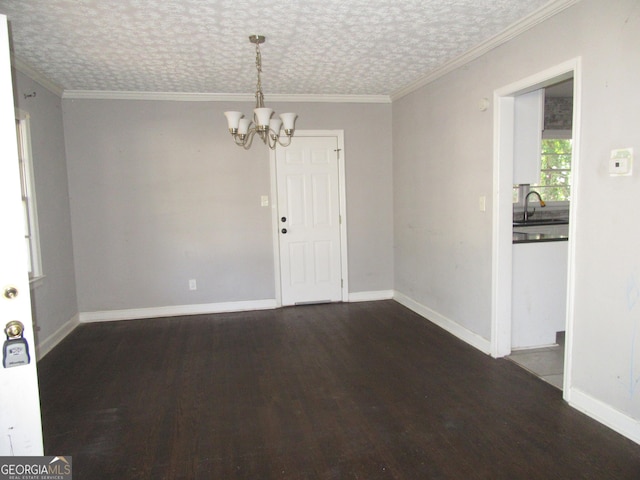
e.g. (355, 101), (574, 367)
(506, 332), (565, 390)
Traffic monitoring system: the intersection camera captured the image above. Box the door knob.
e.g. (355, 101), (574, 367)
(3, 320), (30, 368)
(5, 320), (24, 339)
(281, 228), (287, 234)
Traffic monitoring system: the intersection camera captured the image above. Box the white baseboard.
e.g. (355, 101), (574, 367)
(567, 387), (640, 445)
(348, 290), (394, 302)
(36, 313), (80, 359)
(80, 294), (398, 322)
(393, 291), (492, 354)
(79, 299), (278, 323)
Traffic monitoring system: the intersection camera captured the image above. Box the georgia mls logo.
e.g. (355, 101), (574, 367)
(0, 455), (72, 479)
(48, 456), (71, 474)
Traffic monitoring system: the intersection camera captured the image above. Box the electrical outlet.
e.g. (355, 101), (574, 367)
(189, 279), (197, 291)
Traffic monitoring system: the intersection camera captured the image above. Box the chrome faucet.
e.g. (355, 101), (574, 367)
(523, 190), (546, 222)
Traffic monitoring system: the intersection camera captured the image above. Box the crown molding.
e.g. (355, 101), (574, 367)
(11, 55), (64, 97)
(62, 90), (392, 103)
(390, 0), (581, 101)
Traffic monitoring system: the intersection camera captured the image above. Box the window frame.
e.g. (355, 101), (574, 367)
(513, 130), (572, 208)
(15, 109), (43, 282)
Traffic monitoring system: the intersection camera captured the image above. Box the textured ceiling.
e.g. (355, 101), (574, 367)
(0, 0), (554, 96)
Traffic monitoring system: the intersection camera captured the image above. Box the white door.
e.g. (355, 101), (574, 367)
(0, 15), (44, 455)
(275, 134), (345, 306)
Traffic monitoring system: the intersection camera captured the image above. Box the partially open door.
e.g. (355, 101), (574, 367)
(0, 14), (44, 456)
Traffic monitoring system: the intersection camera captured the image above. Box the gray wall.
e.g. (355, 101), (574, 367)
(12, 70), (78, 350)
(393, 0), (640, 423)
(62, 99), (393, 312)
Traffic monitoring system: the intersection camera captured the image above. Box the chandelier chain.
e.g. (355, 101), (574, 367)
(255, 42), (264, 108)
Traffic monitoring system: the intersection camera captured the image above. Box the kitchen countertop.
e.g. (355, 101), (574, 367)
(512, 231), (568, 243)
(512, 222), (569, 244)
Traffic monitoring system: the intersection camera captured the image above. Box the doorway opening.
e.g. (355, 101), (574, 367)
(491, 59), (582, 399)
(507, 79), (573, 389)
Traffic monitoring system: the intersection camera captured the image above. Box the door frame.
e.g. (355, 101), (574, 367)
(269, 130), (348, 307)
(491, 58), (582, 400)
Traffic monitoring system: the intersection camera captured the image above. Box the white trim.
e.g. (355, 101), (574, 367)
(491, 93), (515, 358)
(394, 291), (492, 355)
(269, 152), (283, 308)
(567, 388), (640, 445)
(348, 290), (394, 302)
(336, 131), (349, 303)
(491, 58), (580, 360)
(542, 129), (572, 140)
(390, 0), (580, 101)
(270, 130), (349, 306)
(62, 90), (391, 104)
(12, 55), (64, 97)
(562, 59), (582, 398)
(35, 313), (80, 359)
(79, 299), (278, 323)
(15, 109), (43, 280)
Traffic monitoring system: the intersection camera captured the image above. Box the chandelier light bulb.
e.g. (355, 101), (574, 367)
(238, 118), (252, 136)
(269, 118), (283, 135)
(279, 112), (298, 134)
(224, 111), (243, 133)
(254, 107), (274, 128)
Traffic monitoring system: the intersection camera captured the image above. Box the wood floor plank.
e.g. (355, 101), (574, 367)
(37, 301), (640, 479)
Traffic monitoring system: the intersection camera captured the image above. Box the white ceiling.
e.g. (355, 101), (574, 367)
(0, 0), (565, 97)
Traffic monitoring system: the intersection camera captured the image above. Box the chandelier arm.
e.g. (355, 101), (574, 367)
(266, 130), (278, 150)
(274, 133), (293, 148)
(232, 127), (257, 149)
(242, 129), (258, 150)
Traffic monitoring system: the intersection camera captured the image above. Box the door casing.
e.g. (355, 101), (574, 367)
(270, 130), (348, 306)
(491, 58), (582, 402)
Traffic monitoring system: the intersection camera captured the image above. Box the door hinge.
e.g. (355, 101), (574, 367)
(341, 279), (344, 288)
(334, 148), (341, 160)
(339, 214), (342, 225)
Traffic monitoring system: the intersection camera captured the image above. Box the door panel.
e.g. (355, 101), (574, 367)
(276, 136), (343, 306)
(0, 15), (44, 455)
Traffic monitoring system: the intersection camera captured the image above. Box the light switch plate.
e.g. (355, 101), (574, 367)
(609, 148), (633, 176)
(479, 195), (486, 212)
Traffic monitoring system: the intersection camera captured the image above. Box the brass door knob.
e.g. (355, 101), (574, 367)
(5, 321), (24, 339)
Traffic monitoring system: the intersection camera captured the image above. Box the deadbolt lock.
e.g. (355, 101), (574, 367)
(3, 286), (18, 300)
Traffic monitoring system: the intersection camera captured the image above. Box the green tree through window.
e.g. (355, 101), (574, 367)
(533, 138), (572, 202)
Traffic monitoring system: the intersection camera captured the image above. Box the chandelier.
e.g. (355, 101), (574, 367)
(224, 35), (297, 150)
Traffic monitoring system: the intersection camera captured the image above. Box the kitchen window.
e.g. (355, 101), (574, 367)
(533, 137), (572, 202)
(513, 135), (572, 204)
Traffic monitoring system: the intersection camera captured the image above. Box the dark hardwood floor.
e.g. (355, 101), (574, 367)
(38, 300), (640, 479)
